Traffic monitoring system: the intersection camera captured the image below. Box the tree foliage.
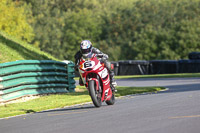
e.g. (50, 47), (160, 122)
(7, 0), (200, 61)
(99, 0), (200, 60)
(0, 0), (34, 42)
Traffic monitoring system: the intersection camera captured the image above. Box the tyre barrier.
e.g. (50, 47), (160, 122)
(0, 60), (75, 102)
(118, 60), (149, 75)
(178, 60), (200, 73)
(188, 52), (200, 60)
(149, 60), (178, 74)
(113, 59), (200, 75)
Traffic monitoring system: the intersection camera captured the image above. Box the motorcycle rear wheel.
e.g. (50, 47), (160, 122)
(88, 80), (102, 107)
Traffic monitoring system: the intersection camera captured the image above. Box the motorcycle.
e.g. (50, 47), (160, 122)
(78, 53), (115, 107)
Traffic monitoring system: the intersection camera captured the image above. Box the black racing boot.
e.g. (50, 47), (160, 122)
(109, 71), (117, 92)
(79, 76), (84, 86)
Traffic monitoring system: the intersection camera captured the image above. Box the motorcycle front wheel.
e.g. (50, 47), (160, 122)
(88, 80), (102, 107)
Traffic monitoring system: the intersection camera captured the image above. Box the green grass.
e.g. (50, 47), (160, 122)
(0, 30), (58, 63)
(115, 86), (163, 97)
(0, 86), (164, 118)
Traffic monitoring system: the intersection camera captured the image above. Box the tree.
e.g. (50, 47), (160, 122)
(0, 0), (34, 42)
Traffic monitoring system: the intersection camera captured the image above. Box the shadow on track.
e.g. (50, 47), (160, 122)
(35, 104), (108, 114)
(162, 83), (200, 93)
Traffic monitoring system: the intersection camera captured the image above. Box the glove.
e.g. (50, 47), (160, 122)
(101, 57), (107, 62)
(97, 54), (108, 60)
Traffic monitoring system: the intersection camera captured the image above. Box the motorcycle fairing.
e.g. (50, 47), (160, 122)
(78, 54), (112, 101)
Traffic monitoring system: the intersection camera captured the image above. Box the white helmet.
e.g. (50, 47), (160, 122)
(80, 40), (92, 57)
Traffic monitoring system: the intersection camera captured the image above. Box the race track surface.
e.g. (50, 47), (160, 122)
(0, 78), (200, 133)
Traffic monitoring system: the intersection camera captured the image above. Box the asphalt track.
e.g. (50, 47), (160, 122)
(0, 78), (200, 133)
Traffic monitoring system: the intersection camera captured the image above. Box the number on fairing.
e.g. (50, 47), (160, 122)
(84, 61), (92, 68)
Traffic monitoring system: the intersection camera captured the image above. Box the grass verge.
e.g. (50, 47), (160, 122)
(0, 86), (164, 118)
(0, 30), (58, 63)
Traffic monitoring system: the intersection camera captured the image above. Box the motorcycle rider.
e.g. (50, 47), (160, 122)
(74, 40), (117, 87)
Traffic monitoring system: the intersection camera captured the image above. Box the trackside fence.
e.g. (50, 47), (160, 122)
(112, 59), (200, 75)
(0, 60), (75, 102)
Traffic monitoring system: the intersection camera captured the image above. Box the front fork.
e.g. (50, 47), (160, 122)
(88, 76), (102, 93)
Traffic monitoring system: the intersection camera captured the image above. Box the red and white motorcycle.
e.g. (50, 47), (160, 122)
(78, 53), (115, 107)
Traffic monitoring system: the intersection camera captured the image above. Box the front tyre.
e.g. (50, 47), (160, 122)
(88, 80), (102, 107)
